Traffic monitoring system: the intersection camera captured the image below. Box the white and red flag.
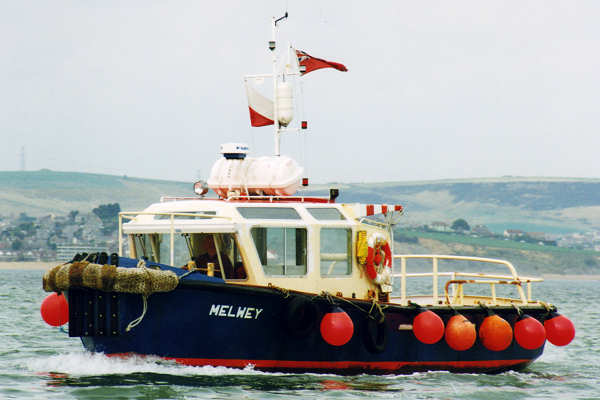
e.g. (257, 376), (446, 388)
(245, 80), (274, 127)
(296, 49), (348, 75)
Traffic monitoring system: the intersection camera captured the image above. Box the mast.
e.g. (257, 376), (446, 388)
(271, 17), (279, 156)
(271, 12), (287, 156)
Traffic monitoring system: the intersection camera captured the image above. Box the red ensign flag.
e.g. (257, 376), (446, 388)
(296, 50), (348, 75)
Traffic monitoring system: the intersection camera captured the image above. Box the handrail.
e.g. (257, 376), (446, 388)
(395, 254), (521, 277)
(357, 217), (388, 228)
(160, 196), (214, 202)
(225, 194), (331, 202)
(444, 279), (525, 305)
(392, 254), (543, 305)
(119, 211), (232, 220)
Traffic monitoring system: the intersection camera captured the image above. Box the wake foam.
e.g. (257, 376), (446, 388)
(24, 351), (269, 377)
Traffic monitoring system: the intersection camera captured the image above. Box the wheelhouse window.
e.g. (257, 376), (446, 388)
(237, 207), (301, 220)
(306, 208), (346, 221)
(186, 233), (247, 280)
(251, 227), (307, 276)
(130, 232), (247, 280)
(131, 233), (190, 267)
(320, 228), (352, 277)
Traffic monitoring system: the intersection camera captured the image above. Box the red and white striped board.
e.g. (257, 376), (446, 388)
(349, 204), (403, 217)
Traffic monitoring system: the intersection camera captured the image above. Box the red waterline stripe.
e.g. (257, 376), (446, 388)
(107, 354), (530, 371)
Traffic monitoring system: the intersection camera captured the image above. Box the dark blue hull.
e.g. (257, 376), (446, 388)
(68, 259), (545, 374)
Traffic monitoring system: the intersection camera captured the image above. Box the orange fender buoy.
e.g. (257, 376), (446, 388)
(514, 314), (546, 350)
(544, 312), (575, 346)
(413, 310), (444, 344)
(40, 292), (69, 327)
(445, 314), (476, 351)
(479, 314), (513, 351)
(320, 306), (354, 346)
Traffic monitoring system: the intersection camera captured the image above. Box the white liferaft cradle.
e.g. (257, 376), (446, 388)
(208, 154), (303, 197)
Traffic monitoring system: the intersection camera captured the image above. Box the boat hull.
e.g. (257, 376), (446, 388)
(70, 278), (545, 375)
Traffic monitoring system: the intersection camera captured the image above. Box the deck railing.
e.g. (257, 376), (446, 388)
(391, 254), (543, 306)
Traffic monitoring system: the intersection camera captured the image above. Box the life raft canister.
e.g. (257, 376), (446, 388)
(362, 232), (392, 291)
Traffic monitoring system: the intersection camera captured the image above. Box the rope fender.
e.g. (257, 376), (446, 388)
(43, 261), (179, 294)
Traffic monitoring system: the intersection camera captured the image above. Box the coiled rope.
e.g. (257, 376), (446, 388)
(125, 259), (151, 332)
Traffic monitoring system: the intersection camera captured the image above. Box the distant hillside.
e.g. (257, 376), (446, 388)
(0, 170), (191, 216)
(2, 170), (600, 234)
(309, 177), (600, 234)
(394, 229), (600, 275)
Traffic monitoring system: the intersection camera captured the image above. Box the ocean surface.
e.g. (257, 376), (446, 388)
(1, 269), (598, 400)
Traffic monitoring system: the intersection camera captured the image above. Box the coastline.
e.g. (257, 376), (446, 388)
(0, 262), (598, 280)
(0, 261), (55, 270)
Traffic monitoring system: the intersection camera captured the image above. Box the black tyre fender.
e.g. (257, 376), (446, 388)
(283, 296), (319, 337)
(98, 252), (109, 265)
(110, 253), (119, 266)
(363, 317), (387, 353)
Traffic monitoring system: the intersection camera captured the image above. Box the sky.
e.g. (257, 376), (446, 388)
(1, 1), (599, 184)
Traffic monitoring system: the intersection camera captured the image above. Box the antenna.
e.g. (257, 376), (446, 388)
(275, 11), (288, 26)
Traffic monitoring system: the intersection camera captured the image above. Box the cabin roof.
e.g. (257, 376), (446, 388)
(121, 199), (356, 234)
(121, 198), (402, 234)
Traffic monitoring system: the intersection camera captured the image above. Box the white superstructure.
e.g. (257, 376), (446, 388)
(120, 198), (394, 300)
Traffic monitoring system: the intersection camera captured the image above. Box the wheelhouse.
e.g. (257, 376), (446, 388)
(120, 199), (390, 300)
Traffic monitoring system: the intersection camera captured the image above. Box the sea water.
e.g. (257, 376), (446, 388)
(1, 269), (598, 400)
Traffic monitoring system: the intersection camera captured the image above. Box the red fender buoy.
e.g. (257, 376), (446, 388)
(445, 314), (476, 351)
(40, 292), (69, 327)
(320, 306), (354, 346)
(479, 314), (512, 351)
(544, 312), (575, 346)
(413, 310), (444, 344)
(514, 314), (546, 350)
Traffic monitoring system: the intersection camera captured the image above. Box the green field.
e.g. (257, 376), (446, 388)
(397, 229), (598, 255)
(0, 170), (191, 216)
(395, 229), (600, 274)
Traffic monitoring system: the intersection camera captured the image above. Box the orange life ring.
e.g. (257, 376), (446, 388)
(365, 233), (392, 282)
